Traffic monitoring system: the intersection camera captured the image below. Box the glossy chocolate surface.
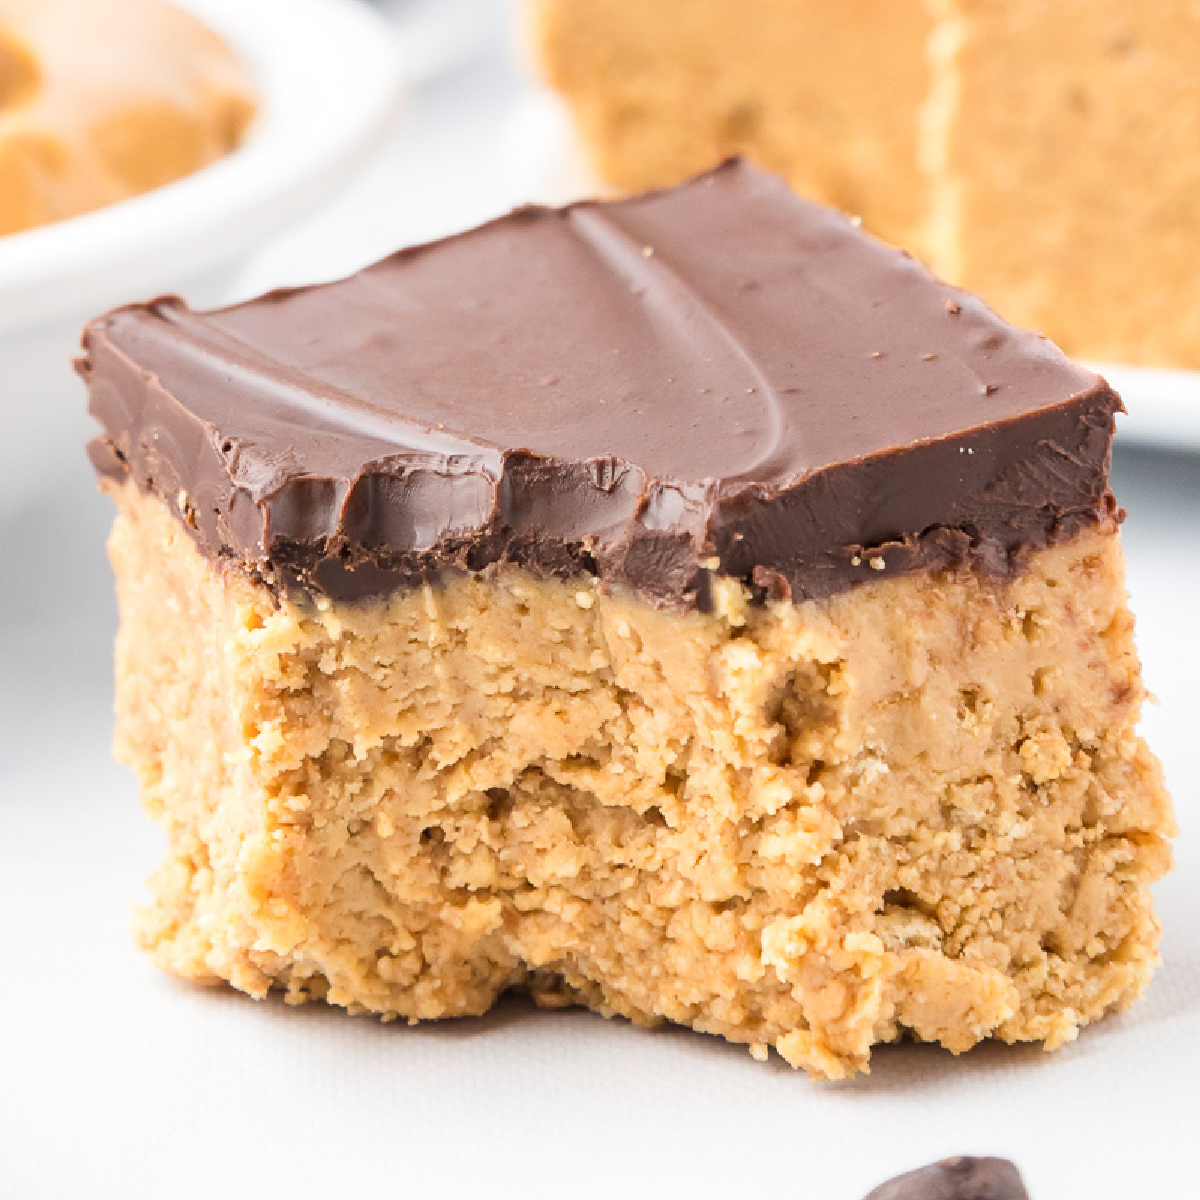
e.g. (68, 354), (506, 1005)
(83, 159), (1120, 606)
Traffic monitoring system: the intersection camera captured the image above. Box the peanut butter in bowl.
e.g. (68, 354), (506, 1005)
(0, 0), (255, 237)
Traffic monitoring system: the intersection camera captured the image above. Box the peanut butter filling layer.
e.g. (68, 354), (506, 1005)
(109, 481), (1173, 1079)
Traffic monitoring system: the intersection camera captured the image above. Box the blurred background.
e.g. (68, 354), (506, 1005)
(1, 2), (1197, 1197)
(234, 0), (527, 287)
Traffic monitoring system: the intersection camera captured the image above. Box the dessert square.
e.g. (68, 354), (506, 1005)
(940, 0), (1200, 367)
(83, 160), (1173, 1079)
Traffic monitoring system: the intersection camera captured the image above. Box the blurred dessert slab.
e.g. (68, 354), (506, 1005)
(0, 0), (254, 236)
(531, 0), (1200, 369)
(82, 161), (1173, 1079)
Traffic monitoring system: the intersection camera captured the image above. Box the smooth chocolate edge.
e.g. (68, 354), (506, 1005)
(86, 376), (1121, 614)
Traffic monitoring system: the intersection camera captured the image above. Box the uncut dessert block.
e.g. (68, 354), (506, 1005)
(529, 0), (931, 253)
(532, 0), (1200, 367)
(937, 0), (1200, 368)
(83, 160), (1174, 1079)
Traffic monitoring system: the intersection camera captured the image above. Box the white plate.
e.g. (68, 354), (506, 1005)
(503, 91), (1200, 455)
(384, 0), (512, 88)
(1093, 364), (1200, 452)
(0, 0), (406, 514)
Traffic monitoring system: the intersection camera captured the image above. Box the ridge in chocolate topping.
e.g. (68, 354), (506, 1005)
(82, 158), (1120, 607)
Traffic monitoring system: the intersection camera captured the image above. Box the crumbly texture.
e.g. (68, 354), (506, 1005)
(109, 481), (1173, 1079)
(532, 0), (1200, 367)
(0, 0), (254, 236)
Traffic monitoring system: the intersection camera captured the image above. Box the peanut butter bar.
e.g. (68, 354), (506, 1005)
(82, 160), (1174, 1079)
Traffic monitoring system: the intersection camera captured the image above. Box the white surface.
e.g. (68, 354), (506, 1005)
(504, 88), (1200, 455)
(386, 0), (514, 87)
(0, 0), (405, 514)
(1097, 363), (1200, 453)
(2, 13), (1199, 1199)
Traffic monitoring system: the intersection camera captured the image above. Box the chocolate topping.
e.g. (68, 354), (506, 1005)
(862, 1156), (1030, 1200)
(81, 159), (1120, 607)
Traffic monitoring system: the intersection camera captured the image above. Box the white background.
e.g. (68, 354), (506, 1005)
(2, 3), (1198, 1196)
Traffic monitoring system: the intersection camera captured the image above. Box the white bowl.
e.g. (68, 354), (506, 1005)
(0, 0), (406, 516)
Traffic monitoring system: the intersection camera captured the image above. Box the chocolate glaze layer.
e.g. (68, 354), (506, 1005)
(862, 1156), (1029, 1200)
(82, 159), (1120, 608)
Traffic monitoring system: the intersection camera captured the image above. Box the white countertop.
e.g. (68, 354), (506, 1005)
(1, 7), (1198, 1197)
